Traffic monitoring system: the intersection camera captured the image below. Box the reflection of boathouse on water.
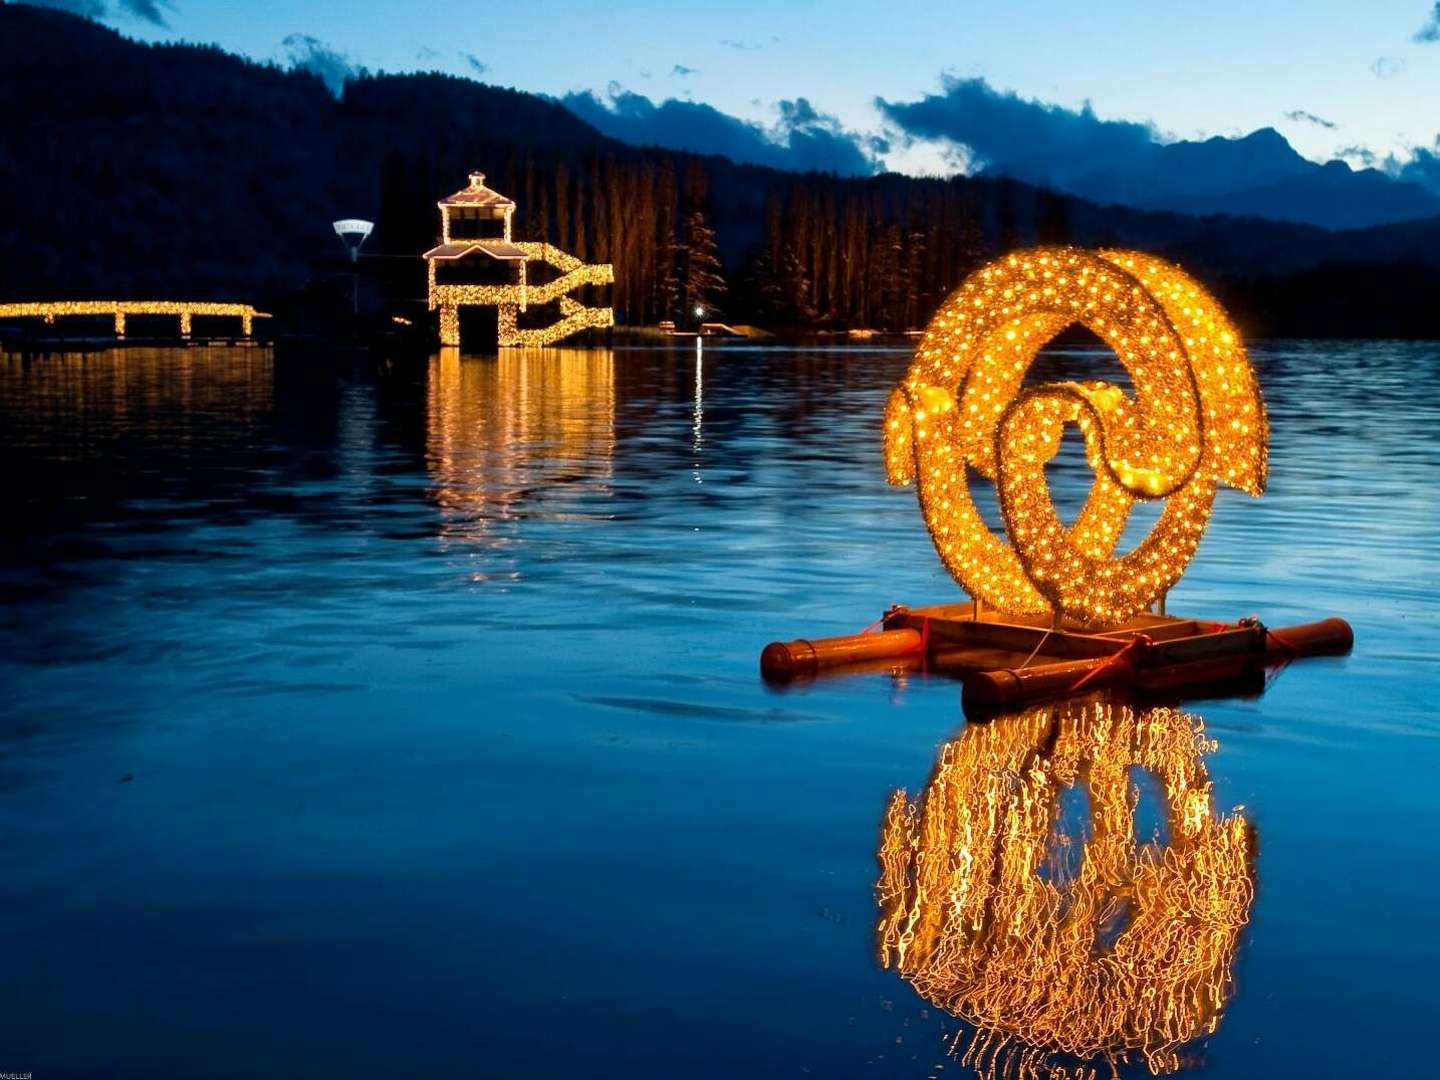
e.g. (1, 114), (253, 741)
(423, 172), (614, 350)
(426, 350), (616, 543)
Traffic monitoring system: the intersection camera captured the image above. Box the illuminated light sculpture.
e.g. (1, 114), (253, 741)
(0, 301), (270, 340)
(424, 172), (614, 349)
(877, 701), (1255, 1078)
(884, 247), (1267, 628)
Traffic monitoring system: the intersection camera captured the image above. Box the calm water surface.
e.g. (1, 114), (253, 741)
(0, 342), (1436, 1078)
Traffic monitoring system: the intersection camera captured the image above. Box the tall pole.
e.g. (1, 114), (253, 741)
(333, 220), (373, 322)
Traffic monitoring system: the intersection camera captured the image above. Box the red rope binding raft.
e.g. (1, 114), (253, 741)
(859, 608), (929, 657)
(856, 614), (888, 636)
(1258, 619), (1303, 688)
(1069, 633), (1154, 692)
(1265, 627), (1303, 654)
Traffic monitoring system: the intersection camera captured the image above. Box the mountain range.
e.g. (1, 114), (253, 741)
(1046, 128), (1440, 231)
(872, 77), (1440, 232)
(569, 83), (1440, 232)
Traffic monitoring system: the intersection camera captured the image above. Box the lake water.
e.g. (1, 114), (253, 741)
(0, 342), (1436, 1078)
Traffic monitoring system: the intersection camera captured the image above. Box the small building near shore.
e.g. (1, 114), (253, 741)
(423, 172), (614, 349)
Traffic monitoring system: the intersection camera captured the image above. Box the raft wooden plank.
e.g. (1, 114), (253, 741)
(886, 611), (1127, 660)
(1132, 653), (1261, 695)
(929, 647), (1041, 674)
(1146, 630), (1261, 673)
(1093, 619), (1204, 642)
(1144, 626), (1261, 664)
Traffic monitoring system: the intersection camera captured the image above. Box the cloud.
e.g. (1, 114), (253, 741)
(281, 33), (355, 95)
(25, 0), (108, 17)
(1284, 109), (1336, 129)
(719, 39), (760, 50)
(871, 75), (1422, 219)
(416, 46), (441, 63)
(671, 64), (698, 77)
(119, 0), (167, 24)
(1372, 55), (1407, 76)
(1414, 2), (1440, 42)
(1387, 137), (1440, 194)
(1400, 148), (1440, 192)
(26, 0), (168, 26)
(1335, 144), (1378, 167)
(779, 95), (890, 163)
(876, 75), (1165, 193)
(560, 85), (876, 176)
(461, 51), (487, 76)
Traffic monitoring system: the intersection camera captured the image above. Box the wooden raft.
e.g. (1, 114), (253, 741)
(760, 602), (1353, 714)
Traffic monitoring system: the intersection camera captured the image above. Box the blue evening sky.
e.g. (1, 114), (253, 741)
(109, 0), (1439, 171)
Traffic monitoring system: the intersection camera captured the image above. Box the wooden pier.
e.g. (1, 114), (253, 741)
(0, 301), (271, 350)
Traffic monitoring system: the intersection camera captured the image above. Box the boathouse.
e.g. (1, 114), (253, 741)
(423, 172), (614, 349)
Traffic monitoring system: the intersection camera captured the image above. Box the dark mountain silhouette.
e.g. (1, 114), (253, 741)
(1, 3), (1436, 338)
(1063, 130), (1440, 230)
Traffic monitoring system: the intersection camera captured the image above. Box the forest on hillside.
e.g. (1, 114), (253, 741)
(3, 4), (1439, 338)
(378, 152), (1032, 331)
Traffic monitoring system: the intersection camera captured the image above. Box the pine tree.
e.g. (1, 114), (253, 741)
(652, 160), (679, 322)
(554, 161), (571, 251)
(781, 246), (817, 324)
(903, 228), (927, 329)
(679, 207), (725, 324)
(572, 175), (587, 262)
(875, 224), (905, 330)
(674, 160), (725, 325)
(742, 245), (812, 326)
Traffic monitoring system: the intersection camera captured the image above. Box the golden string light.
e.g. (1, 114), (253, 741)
(430, 242), (614, 348)
(0, 301), (269, 339)
(426, 171), (614, 349)
(876, 701), (1255, 1078)
(885, 247), (1266, 627)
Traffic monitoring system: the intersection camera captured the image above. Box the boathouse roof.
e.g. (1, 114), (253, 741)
(422, 239), (527, 261)
(438, 172), (515, 208)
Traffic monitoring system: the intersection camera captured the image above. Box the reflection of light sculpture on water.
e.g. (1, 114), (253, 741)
(884, 248), (1267, 627)
(426, 348), (615, 543)
(877, 701), (1254, 1078)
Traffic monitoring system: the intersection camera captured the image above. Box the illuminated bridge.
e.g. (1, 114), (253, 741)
(0, 301), (271, 340)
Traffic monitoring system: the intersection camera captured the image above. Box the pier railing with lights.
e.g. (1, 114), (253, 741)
(0, 301), (271, 341)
